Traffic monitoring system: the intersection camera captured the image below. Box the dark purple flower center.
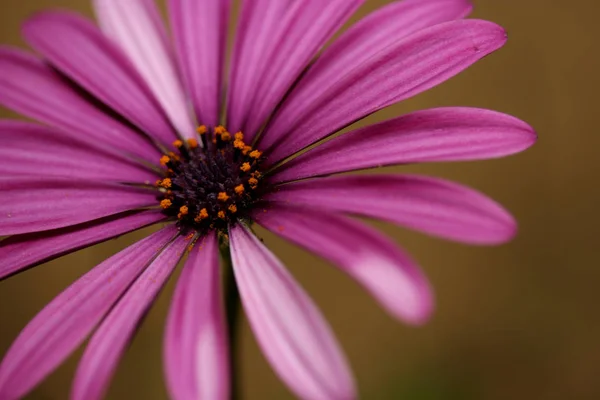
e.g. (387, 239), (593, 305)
(156, 125), (266, 234)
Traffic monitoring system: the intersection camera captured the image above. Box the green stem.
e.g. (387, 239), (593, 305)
(221, 243), (241, 400)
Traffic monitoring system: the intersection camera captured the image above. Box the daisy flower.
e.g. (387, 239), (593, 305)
(0, 0), (536, 399)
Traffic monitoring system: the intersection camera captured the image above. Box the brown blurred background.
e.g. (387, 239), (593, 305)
(1, 0), (598, 399)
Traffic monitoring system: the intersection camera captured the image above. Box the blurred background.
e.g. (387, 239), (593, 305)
(1, 0), (598, 399)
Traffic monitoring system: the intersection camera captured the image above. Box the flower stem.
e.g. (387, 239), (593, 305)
(222, 245), (241, 400)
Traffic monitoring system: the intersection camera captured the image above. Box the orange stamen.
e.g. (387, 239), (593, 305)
(218, 192), (230, 202)
(160, 155), (170, 166)
(160, 199), (172, 209)
(186, 138), (199, 148)
(235, 184), (245, 195)
(240, 162), (251, 172)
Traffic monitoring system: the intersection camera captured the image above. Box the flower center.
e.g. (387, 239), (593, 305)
(156, 125), (266, 234)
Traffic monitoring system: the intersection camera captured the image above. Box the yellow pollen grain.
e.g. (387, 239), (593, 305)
(160, 155), (170, 166)
(173, 140), (183, 148)
(179, 206), (189, 216)
(196, 125), (207, 135)
(218, 192), (230, 202)
(186, 138), (199, 148)
(234, 139), (246, 150)
(248, 177), (258, 188)
(240, 162), (251, 172)
(195, 208), (209, 222)
(218, 210), (226, 219)
(235, 184), (245, 195)
(160, 178), (172, 188)
(228, 204), (238, 213)
(160, 199), (172, 209)
(234, 132), (244, 141)
(249, 150), (262, 159)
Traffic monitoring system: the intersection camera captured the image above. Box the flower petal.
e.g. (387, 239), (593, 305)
(259, 19), (508, 163)
(168, 0), (230, 127)
(229, 224), (356, 400)
(270, 107), (536, 183)
(22, 11), (179, 145)
(0, 210), (165, 281)
(240, 0), (364, 140)
(0, 46), (161, 162)
(71, 234), (188, 400)
(266, 174), (516, 245)
(0, 226), (176, 400)
(164, 234), (229, 400)
(93, 0), (196, 138)
(0, 120), (158, 182)
(226, 0), (293, 133)
(0, 178), (157, 235)
(253, 204), (434, 324)
(261, 0), (472, 151)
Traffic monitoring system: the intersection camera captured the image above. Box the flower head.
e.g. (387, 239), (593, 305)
(0, 0), (535, 399)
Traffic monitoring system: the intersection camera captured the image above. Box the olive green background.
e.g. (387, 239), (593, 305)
(1, 0), (598, 399)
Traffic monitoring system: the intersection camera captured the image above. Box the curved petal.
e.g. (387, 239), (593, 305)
(266, 174), (516, 245)
(0, 46), (161, 162)
(229, 224), (356, 400)
(168, 0), (230, 127)
(0, 226), (176, 400)
(0, 178), (157, 235)
(93, 0), (196, 138)
(0, 210), (165, 281)
(0, 120), (158, 182)
(241, 0), (364, 140)
(270, 107), (537, 183)
(71, 234), (188, 400)
(262, 0), (472, 150)
(22, 11), (179, 145)
(259, 19), (508, 163)
(253, 204), (434, 324)
(164, 234), (229, 400)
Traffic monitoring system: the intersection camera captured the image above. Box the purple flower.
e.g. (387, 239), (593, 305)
(0, 0), (536, 399)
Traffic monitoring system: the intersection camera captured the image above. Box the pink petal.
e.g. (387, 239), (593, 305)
(0, 210), (165, 281)
(259, 19), (508, 163)
(0, 120), (158, 182)
(93, 0), (196, 138)
(0, 226), (176, 400)
(226, 0), (291, 133)
(266, 174), (516, 245)
(253, 204), (434, 325)
(164, 234), (229, 400)
(262, 0), (472, 151)
(229, 224), (356, 400)
(168, 0), (230, 127)
(71, 234), (188, 400)
(0, 46), (161, 162)
(240, 0), (364, 140)
(22, 11), (179, 145)
(0, 178), (157, 235)
(271, 107), (536, 183)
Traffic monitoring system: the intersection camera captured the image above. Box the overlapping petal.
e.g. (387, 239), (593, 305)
(271, 107), (536, 183)
(164, 234), (229, 400)
(168, 0), (230, 127)
(253, 204), (434, 324)
(0, 178), (157, 235)
(0, 210), (165, 280)
(240, 0), (364, 140)
(229, 225), (356, 400)
(0, 226), (176, 400)
(93, 0), (196, 138)
(262, 0), (472, 152)
(71, 234), (188, 400)
(0, 47), (161, 162)
(266, 174), (516, 245)
(0, 121), (158, 182)
(259, 19), (508, 163)
(22, 11), (179, 145)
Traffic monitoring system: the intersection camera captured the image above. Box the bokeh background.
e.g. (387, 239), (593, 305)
(1, 0), (598, 399)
